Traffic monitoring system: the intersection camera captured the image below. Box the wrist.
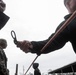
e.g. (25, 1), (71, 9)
(28, 43), (33, 52)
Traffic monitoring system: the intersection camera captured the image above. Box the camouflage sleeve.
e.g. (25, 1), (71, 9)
(0, 61), (9, 75)
(0, 49), (9, 75)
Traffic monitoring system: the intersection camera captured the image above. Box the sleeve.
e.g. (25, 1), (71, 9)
(0, 49), (9, 75)
(30, 21), (70, 55)
(0, 62), (9, 75)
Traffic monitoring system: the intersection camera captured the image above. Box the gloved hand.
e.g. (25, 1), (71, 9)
(16, 40), (33, 53)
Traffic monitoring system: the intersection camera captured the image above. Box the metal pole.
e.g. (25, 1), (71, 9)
(15, 64), (18, 75)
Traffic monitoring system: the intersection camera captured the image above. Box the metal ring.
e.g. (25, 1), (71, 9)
(11, 30), (16, 39)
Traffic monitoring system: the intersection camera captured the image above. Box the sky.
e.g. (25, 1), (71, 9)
(1, 0), (76, 75)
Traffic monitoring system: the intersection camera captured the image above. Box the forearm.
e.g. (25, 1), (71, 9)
(30, 28), (69, 55)
(30, 40), (47, 55)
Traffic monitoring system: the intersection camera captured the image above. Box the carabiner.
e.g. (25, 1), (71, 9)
(11, 30), (18, 45)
